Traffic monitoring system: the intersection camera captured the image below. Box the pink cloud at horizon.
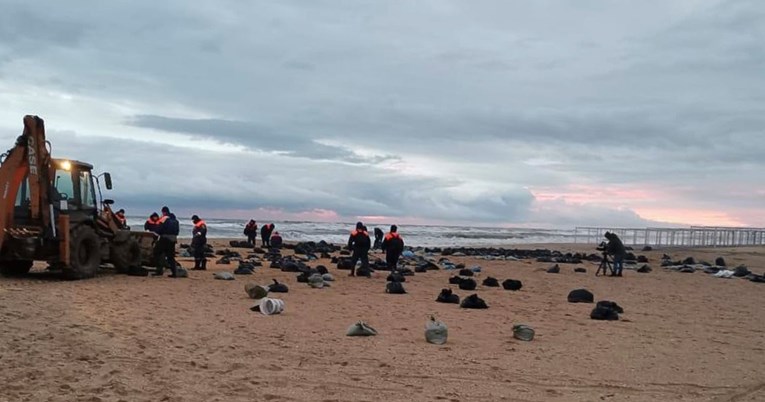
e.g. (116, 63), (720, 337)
(633, 208), (747, 227)
(530, 184), (761, 227)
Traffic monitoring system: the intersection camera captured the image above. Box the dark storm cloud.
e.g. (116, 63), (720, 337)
(0, 0), (763, 226)
(4, 129), (533, 224)
(127, 114), (398, 163)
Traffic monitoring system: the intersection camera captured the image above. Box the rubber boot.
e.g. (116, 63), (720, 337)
(200, 258), (207, 270)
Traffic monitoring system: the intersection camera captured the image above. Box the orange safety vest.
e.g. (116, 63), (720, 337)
(194, 220), (207, 229)
(384, 232), (401, 241)
(157, 215), (168, 224)
(116, 214), (126, 225)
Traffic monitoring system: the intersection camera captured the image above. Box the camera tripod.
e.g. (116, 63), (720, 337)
(595, 252), (614, 277)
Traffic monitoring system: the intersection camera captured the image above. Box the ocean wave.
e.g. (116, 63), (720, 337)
(123, 217), (576, 246)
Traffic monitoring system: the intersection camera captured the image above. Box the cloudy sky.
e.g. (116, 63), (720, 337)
(1, 0), (763, 228)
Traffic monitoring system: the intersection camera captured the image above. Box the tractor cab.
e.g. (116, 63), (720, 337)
(50, 159), (102, 221)
(12, 159), (109, 223)
(48, 159), (124, 235)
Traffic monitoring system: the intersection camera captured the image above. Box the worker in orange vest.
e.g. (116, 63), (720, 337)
(115, 209), (127, 229)
(191, 215), (208, 270)
(381, 225), (405, 272)
(153, 206), (179, 277)
(347, 222), (371, 277)
(243, 219), (258, 245)
(144, 212), (161, 233)
(261, 223), (275, 248)
(270, 231), (283, 248)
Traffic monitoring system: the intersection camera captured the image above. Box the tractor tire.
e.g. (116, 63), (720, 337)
(110, 239), (142, 273)
(64, 226), (101, 280)
(0, 260), (33, 277)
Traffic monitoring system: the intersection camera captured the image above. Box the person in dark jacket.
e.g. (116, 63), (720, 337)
(270, 231), (283, 248)
(381, 225), (405, 272)
(347, 222), (371, 277)
(144, 212), (160, 233)
(261, 223), (275, 248)
(191, 215), (208, 270)
(153, 206), (180, 277)
(115, 209), (128, 229)
(373, 227), (384, 249)
(243, 219), (258, 245)
(605, 231), (626, 277)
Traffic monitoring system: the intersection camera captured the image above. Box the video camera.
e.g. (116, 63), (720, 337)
(596, 242), (613, 260)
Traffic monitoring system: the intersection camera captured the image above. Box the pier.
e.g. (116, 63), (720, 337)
(574, 226), (765, 248)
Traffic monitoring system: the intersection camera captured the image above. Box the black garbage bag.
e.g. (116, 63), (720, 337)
(458, 278), (477, 291)
(502, 279), (523, 291)
(268, 279), (289, 293)
(386, 281), (406, 294)
(460, 294), (488, 309)
(567, 289), (594, 303)
(482, 277), (500, 287)
(436, 288), (459, 304)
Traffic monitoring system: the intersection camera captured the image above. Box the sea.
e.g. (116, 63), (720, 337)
(125, 217), (576, 247)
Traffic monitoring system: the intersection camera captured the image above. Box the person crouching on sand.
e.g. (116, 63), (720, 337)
(347, 222), (371, 277)
(382, 225), (404, 272)
(270, 231), (283, 248)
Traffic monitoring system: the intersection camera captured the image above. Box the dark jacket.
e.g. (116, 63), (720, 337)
(606, 233), (626, 256)
(270, 233), (283, 247)
(244, 222), (257, 236)
(192, 220), (207, 246)
(261, 224), (274, 239)
(157, 213), (180, 239)
(348, 230), (371, 252)
(381, 232), (404, 256)
(144, 219), (160, 234)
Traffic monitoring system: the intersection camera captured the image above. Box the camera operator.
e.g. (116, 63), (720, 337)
(604, 231), (626, 277)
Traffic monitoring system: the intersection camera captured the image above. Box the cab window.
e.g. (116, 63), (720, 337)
(54, 169), (74, 201)
(79, 171), (96, 208)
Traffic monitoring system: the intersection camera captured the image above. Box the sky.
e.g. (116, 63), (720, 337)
(0, 0), (763, 228)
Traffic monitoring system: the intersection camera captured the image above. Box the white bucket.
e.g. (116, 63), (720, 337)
(259, 297), (285, 316)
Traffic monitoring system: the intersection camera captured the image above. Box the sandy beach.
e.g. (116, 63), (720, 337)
(1, 241), (764, 402)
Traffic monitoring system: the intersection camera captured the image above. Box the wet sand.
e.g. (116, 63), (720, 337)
(1, 242), (764, 402)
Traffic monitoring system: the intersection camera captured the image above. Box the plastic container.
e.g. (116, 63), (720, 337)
(259, 297), (285, 315)
(425, 316), (448, 345)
